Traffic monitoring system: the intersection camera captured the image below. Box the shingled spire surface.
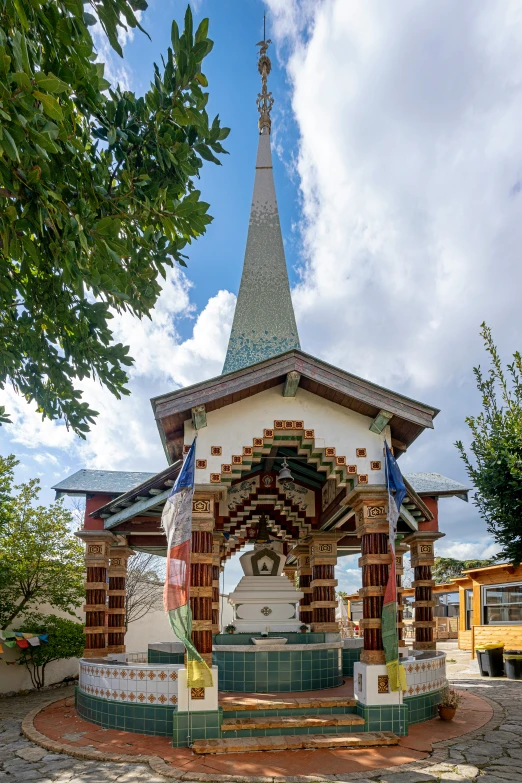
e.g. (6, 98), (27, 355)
(222, 39), (300, 375)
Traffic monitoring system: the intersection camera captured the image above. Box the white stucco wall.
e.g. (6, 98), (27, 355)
(184, 384), (391, 488)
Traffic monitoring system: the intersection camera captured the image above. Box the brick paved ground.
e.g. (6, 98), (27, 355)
(1, 673), (520, 782)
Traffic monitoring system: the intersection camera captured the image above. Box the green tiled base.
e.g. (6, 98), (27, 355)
(342, 647), (362, 677)
(405, 690), (443, 724)
(147, 649), (185, 664)
(214, 647), (342, 692)
(213, 633), (326, 645)
(356, 703), (408, 736)
(224, 722), (364, 738)
(172, 710), (222, 747)
(75, 688), (176, 736)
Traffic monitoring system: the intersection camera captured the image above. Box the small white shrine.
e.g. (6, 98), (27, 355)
(228, 536), (304, 633)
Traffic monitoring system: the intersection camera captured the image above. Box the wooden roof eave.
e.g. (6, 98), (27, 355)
(90, 461), (181, 520)
(151, 350), (439, 457)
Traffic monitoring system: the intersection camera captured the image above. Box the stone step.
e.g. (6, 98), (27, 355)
(192, 731), (400, 755)
(222, 714), (366, 731)
(220, 696), (356, 712)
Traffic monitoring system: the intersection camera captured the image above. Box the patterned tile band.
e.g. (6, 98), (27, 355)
(79, 660), (181, 706)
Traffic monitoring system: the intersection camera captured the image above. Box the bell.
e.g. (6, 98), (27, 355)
(278, 459), (293, 482)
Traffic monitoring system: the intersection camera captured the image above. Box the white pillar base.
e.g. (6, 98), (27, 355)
(354, 661), (402, 705)
(177, 666), (219, 712)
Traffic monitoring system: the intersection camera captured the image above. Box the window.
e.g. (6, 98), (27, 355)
(402, 595), (414, 620)
(465, 589), (473, 630)
(483, 583), (522, 624)
(434, 592), (459, 618)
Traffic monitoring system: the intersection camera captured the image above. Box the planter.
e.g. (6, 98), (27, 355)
(438, 705), (456, 722)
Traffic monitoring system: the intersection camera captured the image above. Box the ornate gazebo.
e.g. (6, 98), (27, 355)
(54, 38), (469, 751)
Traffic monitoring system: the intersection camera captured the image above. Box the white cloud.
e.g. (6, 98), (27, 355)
(0, 268), (235, 474)
(264, 0), (522, 550)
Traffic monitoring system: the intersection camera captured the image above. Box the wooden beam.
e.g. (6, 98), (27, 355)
(392, 437), (408, 453)
(191, 404), (207, 430)
(369, 410), (393, 434)
(283, 371), (301, 397)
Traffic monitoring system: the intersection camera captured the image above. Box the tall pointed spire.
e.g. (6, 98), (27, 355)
(222, 34), (300, 375)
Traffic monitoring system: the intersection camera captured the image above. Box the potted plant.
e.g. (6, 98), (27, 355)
(438, 686), (462, 721)
(225, 624), (236, 634)
(300, 624), (308, 633)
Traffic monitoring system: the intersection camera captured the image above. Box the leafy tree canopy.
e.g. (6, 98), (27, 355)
(18, 613), (84, 689)
(0, 456), (84, 629)
(456, 323), (522, 565)
(0, 0), (229, 435)
(432, 556), (494, 584)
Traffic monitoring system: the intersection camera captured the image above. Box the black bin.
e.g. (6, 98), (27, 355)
(504, 651), (522, 680)
(476, 644), (504, 677)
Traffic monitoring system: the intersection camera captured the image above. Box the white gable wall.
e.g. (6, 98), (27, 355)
(184, 385), (391, 488)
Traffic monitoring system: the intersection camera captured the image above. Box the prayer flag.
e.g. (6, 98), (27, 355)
(3, 640), (16, 648)
(382, 441), (408, 692)
(0, 643), (3, 653)
(22, 633), (33, 639)
(16, 639), (29, 649)
(28, 637), (40, 647)
(161, 440), (213, 688)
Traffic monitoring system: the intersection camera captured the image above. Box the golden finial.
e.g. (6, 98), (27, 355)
(256, 16), (273, 134)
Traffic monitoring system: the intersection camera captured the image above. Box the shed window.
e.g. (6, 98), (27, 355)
(483, 583), (522, 624)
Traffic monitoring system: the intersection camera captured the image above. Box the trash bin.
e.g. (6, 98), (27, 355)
(504, 651), (522, 680)
(476, 643), (504, 677)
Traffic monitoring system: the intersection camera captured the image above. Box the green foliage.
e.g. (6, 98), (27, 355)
(17, 613), (84, 689)
(0, 473), (84, 629)
(456, 323), (522, 565)
(432, 557), (493, 584)
(0, 1), (229, 436)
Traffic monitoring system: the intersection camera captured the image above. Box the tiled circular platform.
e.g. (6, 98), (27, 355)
(23, 687), (494, 781)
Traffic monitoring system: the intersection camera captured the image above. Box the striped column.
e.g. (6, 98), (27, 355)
(212, 532), (223, 635)
(293, 543), (312, 626)
(77, 531), (114, 659)
(404, 532), (443, 651)
(395, 541), (409, 645)
(309, 532), (340, 634)
(350, 488), (390, 665)
(107, 546), (134, 654)
(190, 495), (215, 668)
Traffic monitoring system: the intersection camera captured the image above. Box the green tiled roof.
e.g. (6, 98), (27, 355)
(52, 469), (156, 496)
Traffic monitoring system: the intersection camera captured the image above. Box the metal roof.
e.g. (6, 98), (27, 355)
(52, 469), (157, 496)
(404, 472), (470, 500)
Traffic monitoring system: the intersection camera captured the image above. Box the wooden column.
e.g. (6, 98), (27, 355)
(404, 532), (443, 650)
(190, 495), (215, 668)
(395, 541), (408, 645)
(293, 543), (312, 626)
(212, 532), (223, 636)
(77, 531), (114, 659)
(107, 546), (134, 654)
(349, 487), (390, 665)
(283, 564), (297, 585)
(309, 532), (340, 634)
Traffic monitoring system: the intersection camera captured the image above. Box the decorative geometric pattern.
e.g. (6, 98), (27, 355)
(211, 446), (222, 456)
(378, 675), (389, 693)
(191, 687), (205, 700)
(222, 464), (232, 474)
(358, 474), (369, 484)
(210, 473), (221, 484)
(371, 461), (381, 471)
(356, 448), (367, 458)
(325, 447), (336, 457)
(79, 661), (180, 706)
(196, 460), (207, 469)
(183, 445), (191, 454)
(260, 606), (272, 616)
(243, 446), (253, 456)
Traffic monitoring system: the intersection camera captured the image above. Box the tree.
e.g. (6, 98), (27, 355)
(125, 552), (164, 625)
(0, 1), (229, 436)
(17, 614), (84, 689)
(456, 323), (522, 565)
(0, 471), (84, 629)
(432, 557), (493, 584)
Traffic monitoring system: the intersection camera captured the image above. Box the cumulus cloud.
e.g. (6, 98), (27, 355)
(0, 268), (235, 474)
(264, 0), (522, 552)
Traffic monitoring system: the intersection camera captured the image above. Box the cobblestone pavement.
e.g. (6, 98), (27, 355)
(1, 677), (521, 783)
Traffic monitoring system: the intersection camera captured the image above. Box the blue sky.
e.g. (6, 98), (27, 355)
(2, 0), (522, 593)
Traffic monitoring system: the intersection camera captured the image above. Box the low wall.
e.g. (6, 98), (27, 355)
(471, 625), (522, 658)
(342, 638), (363, 677)
(213, 642), (343, 692)
(458, 630), (472, 651)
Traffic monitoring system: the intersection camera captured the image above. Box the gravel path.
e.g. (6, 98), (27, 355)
(1, 676), (521, 782)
